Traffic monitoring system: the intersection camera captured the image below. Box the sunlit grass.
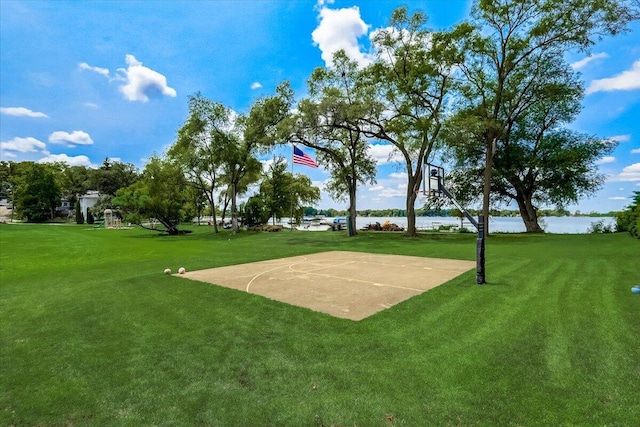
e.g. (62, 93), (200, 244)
(1, 224), (638, 426)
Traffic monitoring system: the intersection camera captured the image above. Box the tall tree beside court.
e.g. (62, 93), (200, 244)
(169, 94), (233, 233)
(361, 8), (467, 237)
(444, 55), (616, 232)
(452, 0), (639, 234)
(283, 51), (376, 236)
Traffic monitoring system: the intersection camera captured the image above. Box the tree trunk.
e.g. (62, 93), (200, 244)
(231, 182), (238, 232)
(515, 193), (543, 233)
(209, 196), (219, 233)
(348, 180), (357, 237)
(405, 176), (419, 237)
(482, 135), (494, 236)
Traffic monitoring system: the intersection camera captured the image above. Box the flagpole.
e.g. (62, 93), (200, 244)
(290, 143), (294, 232)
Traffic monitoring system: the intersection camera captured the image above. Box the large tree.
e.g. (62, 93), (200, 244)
(13, 162), (61, 222)
(169, 94), (232, 233)
(446, 54), (616, 232)
(360, 8), (466, 237)
(91, 158), (139, 196)
(284, 51), (377, 236)
(454, 0), (638, 233)
(255, 156), (320, 225)
(113, 156), (187, 235)
(225, 82), (294, 231)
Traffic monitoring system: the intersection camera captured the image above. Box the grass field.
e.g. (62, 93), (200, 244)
(1, 224), (638, 426)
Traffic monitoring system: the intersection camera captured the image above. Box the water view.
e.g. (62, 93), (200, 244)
(341, 216), (616, 234)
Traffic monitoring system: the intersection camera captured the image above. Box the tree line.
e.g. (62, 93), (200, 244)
(3, 1), (638, 235)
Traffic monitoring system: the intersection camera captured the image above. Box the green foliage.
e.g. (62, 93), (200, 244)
(256, 156), (321, 225)
(92, 158), (140, 196)
(13, 162), (61, 222)
(363, 9), (468, 236)
(86, 209), (95, 225)
(113, 157), (187, 234)
(287, 51), (377, 236)
(614, 191), (640, 238)
(450, 0), (638, 232)
(75, 200), (84, 224)
(587, 219), (613, 234)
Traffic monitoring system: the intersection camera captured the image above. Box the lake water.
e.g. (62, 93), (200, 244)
(332, 216), (615, 234)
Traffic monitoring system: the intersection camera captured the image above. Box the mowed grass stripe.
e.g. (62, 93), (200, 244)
(1, 224), (639, 426)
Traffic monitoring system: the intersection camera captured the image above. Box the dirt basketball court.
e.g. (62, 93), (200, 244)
(175, 251), (475, 321)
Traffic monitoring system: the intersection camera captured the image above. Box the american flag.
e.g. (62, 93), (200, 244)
(293, 145), (318, 168)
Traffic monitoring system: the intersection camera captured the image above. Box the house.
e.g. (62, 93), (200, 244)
(78, 191), (100, 218)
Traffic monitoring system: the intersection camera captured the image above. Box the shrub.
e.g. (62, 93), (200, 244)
(587, 219), (613, 234)
(75, 201), (84, 224)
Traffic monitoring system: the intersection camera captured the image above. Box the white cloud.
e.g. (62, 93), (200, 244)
(367, 143), (401, 165)
(389, 172), (407, 179)
(78, 62), (110, 77)
(83, 102), (99, 109)
(116, 54), (177, 102)
(0, 136), (47, 153)
(631, 148), (640, 154)
(377, 187), (405, 198)
(609, 196), (627, 200)
(586, 59), (640, 94)
(570, 52), (609, 70)
(2, 152), (17, 158)
(608, 134), (630, 143)
(609, 162), (640, 182)
(48, 130), (93, 147)
(38, 153), (93, 168)
(312, 5), (372, 67)
(251, 82), (263, 90)
(369, 185), (384, 191)
(0, 107), (48, 118)
(596, 156), (615, 165)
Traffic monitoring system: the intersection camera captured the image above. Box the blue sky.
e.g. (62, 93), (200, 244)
(1, 0), (639, 213)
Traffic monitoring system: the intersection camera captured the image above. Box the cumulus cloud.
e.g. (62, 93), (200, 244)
(312, 5), (372, 67)
(609, 163), (640, 182)
(48, 130), (94, 147)
(0, 136), (47, 153)
(586, 59), (640, 94)
(389, 172), (408, 179)
(608, 134), (631, 142)
(367, 143), (401, 165)
(596, 156), (616, 165)
(570, 52), (609, 70)
(0, 107), (49, 118)
(632, 148), (640, 154)
(116, 55), (177, 102)
(38, 153), (93, 168)
(79, 55), (176, 102)
(609, 196), (627, 200)
(251, 82), (263, 90)
(376, 187), (405, 198)
(78, 62), (110, 77)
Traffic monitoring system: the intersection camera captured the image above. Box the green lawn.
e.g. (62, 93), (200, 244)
(1, 224), (638, 426)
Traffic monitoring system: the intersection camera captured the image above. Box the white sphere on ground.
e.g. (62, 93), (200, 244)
(178, 267), (186, 274)
(164, 268), (171, 275)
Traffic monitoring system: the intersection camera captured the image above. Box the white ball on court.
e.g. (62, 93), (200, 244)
(164, 268), (171, 275)
(178, 267), (186, 274)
